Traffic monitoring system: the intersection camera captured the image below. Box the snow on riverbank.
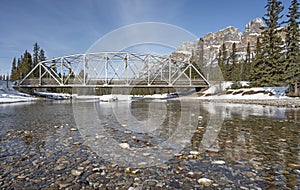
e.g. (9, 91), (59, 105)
(34, 91), (72, 100)
(0, 81), (37, 104)
(198, 82), (291, 100)
(1, 79), (295, 104)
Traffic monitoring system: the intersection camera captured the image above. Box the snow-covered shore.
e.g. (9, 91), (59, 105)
(187, 82), (300, 108)
(0, 81), (37, 104)
(1, 80), (299, 107)
(198, 82), (290, 99)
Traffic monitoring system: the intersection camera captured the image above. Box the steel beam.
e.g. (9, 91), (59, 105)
(17, 52), (209, 88)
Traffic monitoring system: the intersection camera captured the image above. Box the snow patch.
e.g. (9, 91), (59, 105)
(0, 81), (37, 104)
(199, 82), (289, 100)
(34, 91), (71, 100)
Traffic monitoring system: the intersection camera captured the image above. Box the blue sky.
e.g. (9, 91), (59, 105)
(0, 0), (291, 75)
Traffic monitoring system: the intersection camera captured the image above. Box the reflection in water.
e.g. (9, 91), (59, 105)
(194, 102), (300, 188)
(194, 102), (290, 153)
(74, 99), (200, 168)
(0, 100), (299, 189)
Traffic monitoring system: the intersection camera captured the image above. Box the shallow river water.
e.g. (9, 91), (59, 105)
(0, 99), (299, 189)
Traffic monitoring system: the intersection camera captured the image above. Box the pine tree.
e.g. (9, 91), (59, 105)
(251, 37), (264, 84)
(230, 42), (240, 81)
(284, 0), (300, 96)
(241, 42), (252, 81)
(222, 43), (229, 80)
(39, 49), (46, 62)
(32, 43), (40, 77)
(37, 49), (47, 78)
(250, 0), (285, 86)
(19, 50), (33, 79)
(217, 48), (225, 77)
(10, 57), (18, 80)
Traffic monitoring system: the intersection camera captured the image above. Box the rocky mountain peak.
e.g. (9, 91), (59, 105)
(244, 18), (264, 34)
(171, 18), (266, 67)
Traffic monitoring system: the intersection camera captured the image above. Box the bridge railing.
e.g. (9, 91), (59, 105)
(17, 52), (209, 88)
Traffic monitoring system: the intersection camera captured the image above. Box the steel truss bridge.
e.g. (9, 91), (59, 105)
(17, 52), (209, 89)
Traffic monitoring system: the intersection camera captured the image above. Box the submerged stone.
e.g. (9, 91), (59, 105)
(197, 178), (213, 186)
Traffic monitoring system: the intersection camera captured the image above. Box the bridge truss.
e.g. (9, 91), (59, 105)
(18, 52), (209, 88)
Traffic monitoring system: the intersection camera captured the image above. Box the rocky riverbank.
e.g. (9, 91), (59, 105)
(189, 83), (300, 108)
(195, 98), (300, 108)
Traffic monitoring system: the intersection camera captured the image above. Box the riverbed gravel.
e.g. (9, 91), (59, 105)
(0, 101), (299, 189)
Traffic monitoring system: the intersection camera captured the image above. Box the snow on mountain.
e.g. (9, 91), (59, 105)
(171, 18), (265, 67)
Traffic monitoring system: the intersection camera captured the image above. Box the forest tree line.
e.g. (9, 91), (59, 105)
(10, 43), (46, 81)
(215, 0), (299, 95)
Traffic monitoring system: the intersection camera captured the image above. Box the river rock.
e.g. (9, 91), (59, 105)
(71, 169), (82, 176)
(134, 177), (142, 183)
(17, 175), (27, 179)
(131, 169), (140, 175)
(186, 172), (196, 179)
(119, 142), (130, 149)
(124, 168), (132, 173)
(137, 162), (147, 166)
(56, 181), (69, 189)
(92, 168), (102, 172)
(143, 153), (151, 157)
(190, 151), (199, 155)
(197, 178), (213, 186)
(212, 160), (225, 165)
(54, 164), (66, 171)
(128, 187), (137, 190)
(288, 163), (300, 169)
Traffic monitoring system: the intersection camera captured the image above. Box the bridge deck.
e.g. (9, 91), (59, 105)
(16, 78), (208, 88)
(16, 52), (210, 90)
(15, 84), (208, 88)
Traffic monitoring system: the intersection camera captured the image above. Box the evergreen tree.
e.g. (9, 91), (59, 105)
(32, 43), (40, 77)
(19, 50), (33, 79)
(222, 43), (229, 80)
(241, 42), (252, 81)
(250, 0), (285, 86)
(10, 57), (18, 80)
(251, 36), (264, 84)
(217, 43), (232, 80)
(217, 48), (225, 77)
(17, 58), (22, 80)
(39, 49), (46, 62)
(284, 0), (300, 95)
(230, 42), (240, 81)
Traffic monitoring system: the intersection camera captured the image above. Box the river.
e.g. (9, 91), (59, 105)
(0, 99), (299, 189)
